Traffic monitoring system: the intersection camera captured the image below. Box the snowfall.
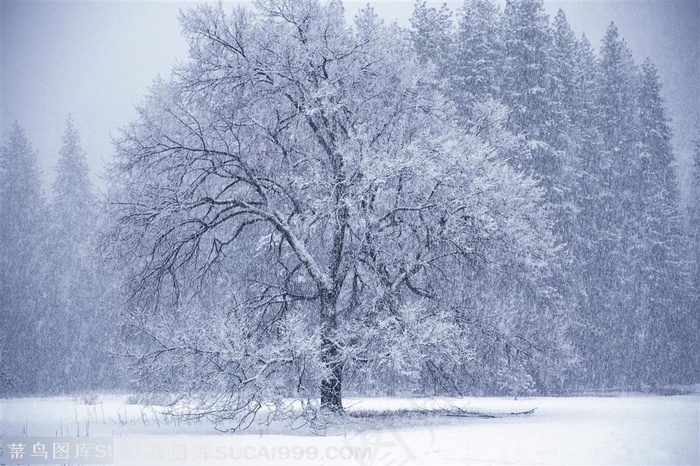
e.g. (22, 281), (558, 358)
(1, 393), (698, 465)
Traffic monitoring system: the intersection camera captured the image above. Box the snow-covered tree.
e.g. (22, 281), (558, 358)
(683, 129), (700, 380)
(450, 0), (502, 121)
(565, 33), (608, 387)
(52, 117), (94, 238)
(574, 26), (694, 388)
(39, 117), (119, 392)
(500, 0), (553, 138)
(409, 0), (453, 70)
(543, 8), (585, 338)
(106, 0), (568, 426)
(549, 10), (577, 153)
(691, 131), (700, 300)
(498, 1), (571, 277)
(629, 61), (693, 385)
(576, 23), (640, 388)
(0, 123), (47, 394)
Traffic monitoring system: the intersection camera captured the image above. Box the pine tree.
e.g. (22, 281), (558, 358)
(632, 61), (691, 386)
(549, 10), (577, 153)
(499, 0), (567, 241)
(682, 129), (700, 382)
(566, 34), (609, 388)
(0, 123), (47, 394)
(43, 117), (117, 392)
(409, 1), (697, 391)
(583, 23), (641, 388)
(552, 13), (590, 391)
(500, 0), (553, 142)
(451, 0), (502, 120)
(691, 131), (700, 302)
(409, 0), (454, 69)
(53, 116), (94, 241)
(597, 24), (639, 198)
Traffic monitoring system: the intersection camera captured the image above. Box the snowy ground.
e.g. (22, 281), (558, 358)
(1, 394), (698, 465)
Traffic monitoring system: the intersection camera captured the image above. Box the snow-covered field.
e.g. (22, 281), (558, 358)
(1, 394), (698, 465)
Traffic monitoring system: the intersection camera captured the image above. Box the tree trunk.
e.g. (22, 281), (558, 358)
(319, 292), (343, 413)
(320, 336), (343, 412)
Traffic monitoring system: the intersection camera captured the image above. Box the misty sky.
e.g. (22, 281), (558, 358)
(1, 1), (698, 200)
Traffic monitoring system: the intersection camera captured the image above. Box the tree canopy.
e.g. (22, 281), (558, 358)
(105, 0), (568, 424)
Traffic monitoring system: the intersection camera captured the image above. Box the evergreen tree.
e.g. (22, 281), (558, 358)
(684, 129), (700, 381)
(451, 0), (502, 121)
(409, 0), (453, 70)
(691, 131), (700, 300)
(499, 0), (554, 142)
(632, 61), (692, 385)
(546, 9), (584, 326)
(499, 0), (566, 248)
(584, 23), (641, 388)
(0, 123), (47, 394)
(52, 116), (94, 239)
(43, 117), (118, 392)
(499, 3), (576, 388)
(597, 24), (639, 198)
(549, 10), (577, 154)
(409, 1), (697, 391)
(566, 34), (608, 388)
